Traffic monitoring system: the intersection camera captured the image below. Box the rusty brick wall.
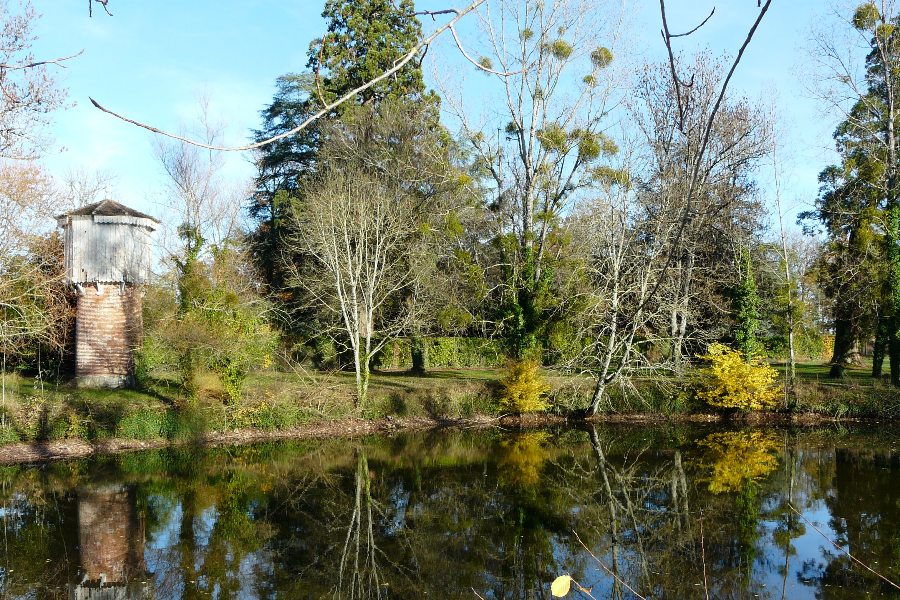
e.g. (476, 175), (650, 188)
(75, 284), (142, 385)
(77, 486), (148, 586)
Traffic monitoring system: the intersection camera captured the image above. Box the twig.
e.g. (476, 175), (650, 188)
(315, 32), (328, 107)
(472, 588), (487, 600)
(788, 503), (900, 591)
(89, 0), (487, 152)
(89, 0), (112, 17)
(0, 50), (83, 71)
(700, 510), (710, 600)
(416, 9), (458, 17)
(573, 530), (647, 600)
(669, 8), (715, 38)
(448, 24), (534, 76)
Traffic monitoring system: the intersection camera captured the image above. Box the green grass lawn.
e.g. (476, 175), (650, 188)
(1, 356), (897, 447)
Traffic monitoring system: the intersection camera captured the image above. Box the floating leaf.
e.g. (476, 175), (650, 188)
(551, 575), (573, 597)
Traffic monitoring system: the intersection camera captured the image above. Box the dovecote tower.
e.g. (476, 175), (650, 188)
(56, 190), (159, 388)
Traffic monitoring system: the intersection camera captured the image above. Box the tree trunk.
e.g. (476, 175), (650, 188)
(888, 200), (900, 385)
(887, 56), (900, 387)
(873, 316), (888, 379)
(410, 331), (425, 376)
(353, 342), (363, 407)
(831, 310), (863, 366)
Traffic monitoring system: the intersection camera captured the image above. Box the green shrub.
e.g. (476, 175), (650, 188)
(117, 409), (165, 440)
(163, 407), (207, 441)
(370, 337), (504, 370)
(0, 423), (18, 444)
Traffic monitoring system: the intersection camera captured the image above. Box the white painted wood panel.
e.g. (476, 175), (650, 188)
(59, 215), (156, 284)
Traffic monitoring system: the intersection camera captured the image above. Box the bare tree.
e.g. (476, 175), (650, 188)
(629, 53), (772, 373)
(0, 0), (74, 159)
(568, 153), (675, 416)
(57, 165), (118, 208)
(152, 95), (247, 264)
(289, 170), (425, 405)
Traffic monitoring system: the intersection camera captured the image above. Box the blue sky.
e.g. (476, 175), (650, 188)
(29, 0), (835, 225)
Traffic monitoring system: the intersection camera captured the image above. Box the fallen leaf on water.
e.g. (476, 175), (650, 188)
(551, 575), (573, 597)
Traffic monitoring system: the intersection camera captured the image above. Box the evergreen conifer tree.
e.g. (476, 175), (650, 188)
(732, 248), (761, 363)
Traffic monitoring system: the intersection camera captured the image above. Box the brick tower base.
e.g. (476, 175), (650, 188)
(75, 284), (142, 388)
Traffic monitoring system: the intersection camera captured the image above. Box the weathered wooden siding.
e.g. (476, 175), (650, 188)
(60, 215), (155, 284)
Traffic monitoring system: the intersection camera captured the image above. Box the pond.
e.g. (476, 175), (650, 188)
(1, 424), (899, 599)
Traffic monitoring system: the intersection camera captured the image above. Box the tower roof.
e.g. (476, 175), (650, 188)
(58, 200), (161, 223)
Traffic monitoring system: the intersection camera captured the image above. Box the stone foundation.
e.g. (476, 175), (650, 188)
(75, 284), (142, 388)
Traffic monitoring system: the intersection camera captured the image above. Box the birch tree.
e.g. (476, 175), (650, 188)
(291, 171), (424, 405)
(569, 159), (674, 416)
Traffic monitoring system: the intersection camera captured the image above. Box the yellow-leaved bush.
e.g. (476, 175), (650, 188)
(498, 358), (550, 413)
(695, 342), (780, 411)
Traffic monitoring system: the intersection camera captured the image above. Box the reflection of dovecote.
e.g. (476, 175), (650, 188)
(56, 190), (159, 388)
(68, 485), (153, 600)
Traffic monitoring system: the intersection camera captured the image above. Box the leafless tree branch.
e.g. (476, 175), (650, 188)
(89, 0), (487, 152)
(89, 0), (112, 17)
(448, 23), (534, 76)
(624, 0), (773, 326)
(0, 49), (83, 71)
(669, 8), (715, 38)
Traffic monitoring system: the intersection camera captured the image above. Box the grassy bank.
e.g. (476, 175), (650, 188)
(0, 360), (897, 447)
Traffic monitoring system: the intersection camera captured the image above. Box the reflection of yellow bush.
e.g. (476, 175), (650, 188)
(696, 343), (780, 411)
(499, 432), (550, 488)
(498, 359), (550, 413)
(698, 431), (780, 494)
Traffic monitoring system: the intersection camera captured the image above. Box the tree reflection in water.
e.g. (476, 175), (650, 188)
(0, 427), (896, 599)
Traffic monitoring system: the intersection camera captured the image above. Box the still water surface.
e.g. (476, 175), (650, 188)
(1, 424), (899, 599)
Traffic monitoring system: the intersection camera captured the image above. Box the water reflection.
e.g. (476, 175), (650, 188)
(71, 485), (152, 599)
(0, 425), (898, 599)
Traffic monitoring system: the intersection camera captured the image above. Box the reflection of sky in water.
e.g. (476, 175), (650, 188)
(145, 495), (185, 600)
(756, 503), (839, 600)
(193, 504), (218, 571)
(0, 429), (898, 599)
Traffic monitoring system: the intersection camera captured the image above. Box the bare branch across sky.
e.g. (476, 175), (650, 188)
(89, 0), (488, 152)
